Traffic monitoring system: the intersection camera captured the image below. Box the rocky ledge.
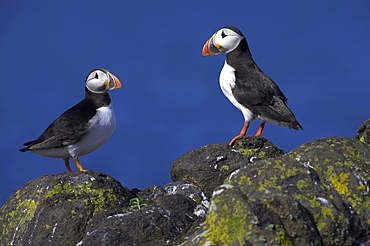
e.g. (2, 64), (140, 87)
(1, 119), (369, 245)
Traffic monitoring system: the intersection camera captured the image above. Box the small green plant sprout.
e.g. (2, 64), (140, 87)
(129, 197), (149, 211)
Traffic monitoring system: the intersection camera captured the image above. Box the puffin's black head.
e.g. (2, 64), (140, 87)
(85, 68), (122, 94)
(202, 26), (245, 56)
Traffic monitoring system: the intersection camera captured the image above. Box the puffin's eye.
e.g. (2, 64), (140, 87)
(94, 73), (99, 79)
(221, 31), (227, 38)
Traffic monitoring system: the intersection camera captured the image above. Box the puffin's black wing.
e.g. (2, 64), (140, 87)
(20, 99), (96, 152)
(232, 68), (287, 107)
(232, 69), (302, 129)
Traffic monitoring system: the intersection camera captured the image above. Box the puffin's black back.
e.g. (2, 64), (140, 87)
(226, 38), (302, 130)
(227, 39), (287, 105)
(20, 88), (111, 151)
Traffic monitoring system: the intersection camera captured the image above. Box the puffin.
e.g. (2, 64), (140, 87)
(202, 26), (302, 145)
(20, 68), (122, 171)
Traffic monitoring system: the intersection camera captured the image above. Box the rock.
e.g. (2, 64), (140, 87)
(0, 172), (208, 246)
(163, 181), (209, 216)
(0, 171), (135, 246)
(3, 120), (369, 245)
(79, 205), (195, 245)
(138, 181), (209, 244)
(139, 185), (166, 202)
(80, 179), (209, 245)
(139, 182), (209, 216)
(170, 138), (285, 198)
(182, 137), (370, 245)
(355, 118), (370, 145)
(232, 136), (286, 159)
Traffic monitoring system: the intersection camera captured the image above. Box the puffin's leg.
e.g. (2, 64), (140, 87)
(229, 122), (250, 146)
(64, 158), (72, 171)
(255, 122), (265, 137)
(73, 157), (87, 171)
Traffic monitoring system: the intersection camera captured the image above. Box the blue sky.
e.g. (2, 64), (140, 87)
(0, 1), (369, 206)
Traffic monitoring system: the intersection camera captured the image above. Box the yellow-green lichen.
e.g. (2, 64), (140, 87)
(343, 146), (362, 162)
(328, 173), (349, 195)
(9, 199), (37, 221)
(314, 211), (329, 232)
(276, 230), (294, 246)
(321, 206), (335, 221)
(203, 200), (248, 245)
(359, 136), (365, 143)
(346, 193), (370, 214)
(71, 210), (77, 218)
(258, 175), (282, 191)
(237, 148), (259, 156)
(285, 168), (297, 177)
(325, 165), (334, 176)
(0, 198), (38, 244)
(236, 175), (253, 186)
(310, 198), (321, 208)
(273, 162), (302, 180)
(316, 220), (327, 231)
(293, 194), (320, 208)
(46, 182), (118, 212)
(220, 165), (230, 170)
(297, 179), (309, 189)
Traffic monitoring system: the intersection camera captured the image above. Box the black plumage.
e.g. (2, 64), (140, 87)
(227, 38), (301, 130)
(20, 89), (111, 152)
(202, 26), (302, 145)
(20, 68), (122, 171)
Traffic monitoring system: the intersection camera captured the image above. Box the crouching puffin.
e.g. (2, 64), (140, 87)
(20, 68), (122, 171)
(202, 26), (302, 145)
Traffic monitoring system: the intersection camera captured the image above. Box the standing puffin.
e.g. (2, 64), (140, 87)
(20, 68), (122, 171)
(202, 26), (302, 145)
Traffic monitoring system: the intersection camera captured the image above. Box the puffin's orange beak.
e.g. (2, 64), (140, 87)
(202, 35), (221, 57)
(108, 72), (122, 90)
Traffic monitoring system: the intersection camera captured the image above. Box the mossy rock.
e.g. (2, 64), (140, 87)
(182, 137), (370, 245)
(355, 118), (370, 145)
(0, 171), (135, 245)
(232, 136), (286, 159)
(79, 205), (195, 245)
(170, 138), (285, 198)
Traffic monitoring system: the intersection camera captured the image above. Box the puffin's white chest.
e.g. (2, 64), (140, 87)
(219, 61), (236, 100)
(219, 61), (255, 122)
(69, 104), (116, 157)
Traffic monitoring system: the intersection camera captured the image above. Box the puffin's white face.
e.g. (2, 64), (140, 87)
(85, 69), (122, 93)
(202, 26), (245, 56)
(212, 28), (244, 53)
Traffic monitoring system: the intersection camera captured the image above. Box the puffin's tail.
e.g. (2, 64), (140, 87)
(19, 141), (33, 152)
(253, 98), (303, 131)
(287, 120), (303, 131)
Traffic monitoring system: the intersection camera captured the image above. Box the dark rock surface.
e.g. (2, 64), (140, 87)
(231, 136), (286, 160)
(0, 171), (134, 246)
(355, 118), (370, 145)
(170, 137), (285, 198)
(182, 137), (370, 245)
(1, 120), (369, 245)
(0, 172), (206, 245)
(79, 205), (195, 245)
